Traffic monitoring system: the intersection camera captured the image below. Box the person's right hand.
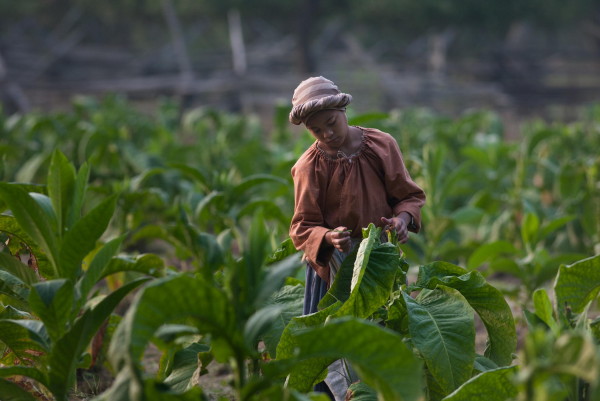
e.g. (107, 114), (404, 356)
(325, 226), (352, 253)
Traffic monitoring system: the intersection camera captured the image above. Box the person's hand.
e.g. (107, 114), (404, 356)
(381, 214), (409, 243)
(325, 226), (352, 252)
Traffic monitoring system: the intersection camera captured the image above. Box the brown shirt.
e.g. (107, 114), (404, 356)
(290, 127), (426, 283)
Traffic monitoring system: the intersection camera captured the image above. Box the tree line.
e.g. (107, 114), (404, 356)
(1, 0), (598, 74)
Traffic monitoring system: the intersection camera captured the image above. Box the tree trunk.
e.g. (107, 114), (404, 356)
(161, 0), (193, 83)
(228, 8), (247, 77)
(427, 29), (454, 81)
(296, 0), (319, 74)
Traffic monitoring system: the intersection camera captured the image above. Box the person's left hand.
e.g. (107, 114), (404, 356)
(381, 214), (409, 243)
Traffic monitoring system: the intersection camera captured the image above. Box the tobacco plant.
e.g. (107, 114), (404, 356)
(0, 150), (165, 400)
(94, 214), (317, 400)
(442, 254), (600, 401)
(274, 224), (516, 400)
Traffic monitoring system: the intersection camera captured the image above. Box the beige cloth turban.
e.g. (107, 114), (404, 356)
(289, 76), (352, 125)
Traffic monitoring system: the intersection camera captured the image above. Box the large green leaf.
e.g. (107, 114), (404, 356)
(28, 279), (74, 342)
(277, 317), (423, 401)
(532, 289), (559, 334)
(230, 174), (287, 199)
(14, 152), (49, 184)
(0, 183), (60, 276)
(346, 381), (378, 401)
(424, 369), (448, 401)
(441, 366), (518, 401)
(47, 278), (149, 401)
(67, 162), (90, 229)
(229, 213), (273, 316)
(194, 190), (224, 219)
(100, 254), (165, 279)
(416, 262), (465, 284)
(0, 319), (50, 360)
(554, 254), (600, 314)
(163, 343), (211, 392)
(244, 211), (271, 281)
(0, 252), (38, 285)
(350, 225), (379, 292)
(333, 242), (400, 319)
(58, 194), (118, 280)
(259, 284), (304, 358)
(275, 302), (342, 389)
(0, 306), (30, 320)
(386, 294), (409, 335)
(0, 378), (40, 401)
(154, 325), (199, 343)
(266, 237), (299, 265)
(236, 199), (289, 226)
(473, 356), (499, 374)
(319, 224), (401, 319)
(194, 231), (228, 272)
(403, 287), (475, 395)
(244, 305), (284, 351)
(108, 274), (240, 373)
(47, 149), (76, 235)
(0, 215), (52, 278)
(254, 253), (302, 308)
(169, 163), (210, 192)
(317, 246), (359, 309)
(517, 328), (599, 400)
(29, 193), (58, 231)
(0, 270), (30, 307)
(539, 215), (575, 240)
(416, 262), (516, 366)
(520, 212), (540, 250)
(76, 236), (125, 304)
(0, 366), (49, 389)
(466, 241), (517, 271)
(548, 331), (599, 384)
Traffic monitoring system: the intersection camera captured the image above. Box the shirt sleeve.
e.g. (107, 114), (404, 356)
(289, 162), (334, 283)
(382, 137), (426, 232)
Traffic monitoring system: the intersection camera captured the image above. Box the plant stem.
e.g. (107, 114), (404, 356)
(234, 353), (246, 395)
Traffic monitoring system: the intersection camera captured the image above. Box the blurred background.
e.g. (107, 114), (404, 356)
(1, 0), (599, 136)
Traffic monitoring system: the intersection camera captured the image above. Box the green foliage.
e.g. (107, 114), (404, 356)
(276, 317), (424, 401)
(517, 254), (600, 401)
(0, 150), (162, 401)
(1, 99), (599, 400)
(319, 226), (401, 318)
(441, 366), (518, 401)
(555, 255), (600, 315)
(259, 284), (304, 358)
(346, 381), (378, 400)
(0, 377), (40, 401)
(421, 250), (600, 401)
(274, 224), (516, 400)
(98, 215), (304, 401)
(404, 288), (475, 395)
(373, 107), (599, 301)
(414, 262), (517, 366)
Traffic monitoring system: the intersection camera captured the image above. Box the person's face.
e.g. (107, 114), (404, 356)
(305, 109), (349, 150)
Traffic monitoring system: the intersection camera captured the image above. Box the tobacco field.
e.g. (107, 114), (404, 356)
(0, 96), (599, 401)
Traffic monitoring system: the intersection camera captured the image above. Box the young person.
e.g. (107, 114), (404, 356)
(288, 76), (426, 400)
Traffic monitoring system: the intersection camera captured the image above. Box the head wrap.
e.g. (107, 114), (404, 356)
(289, 76), (352, 125)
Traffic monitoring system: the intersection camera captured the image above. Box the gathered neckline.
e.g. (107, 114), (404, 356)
(315, 126), (367, 161)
